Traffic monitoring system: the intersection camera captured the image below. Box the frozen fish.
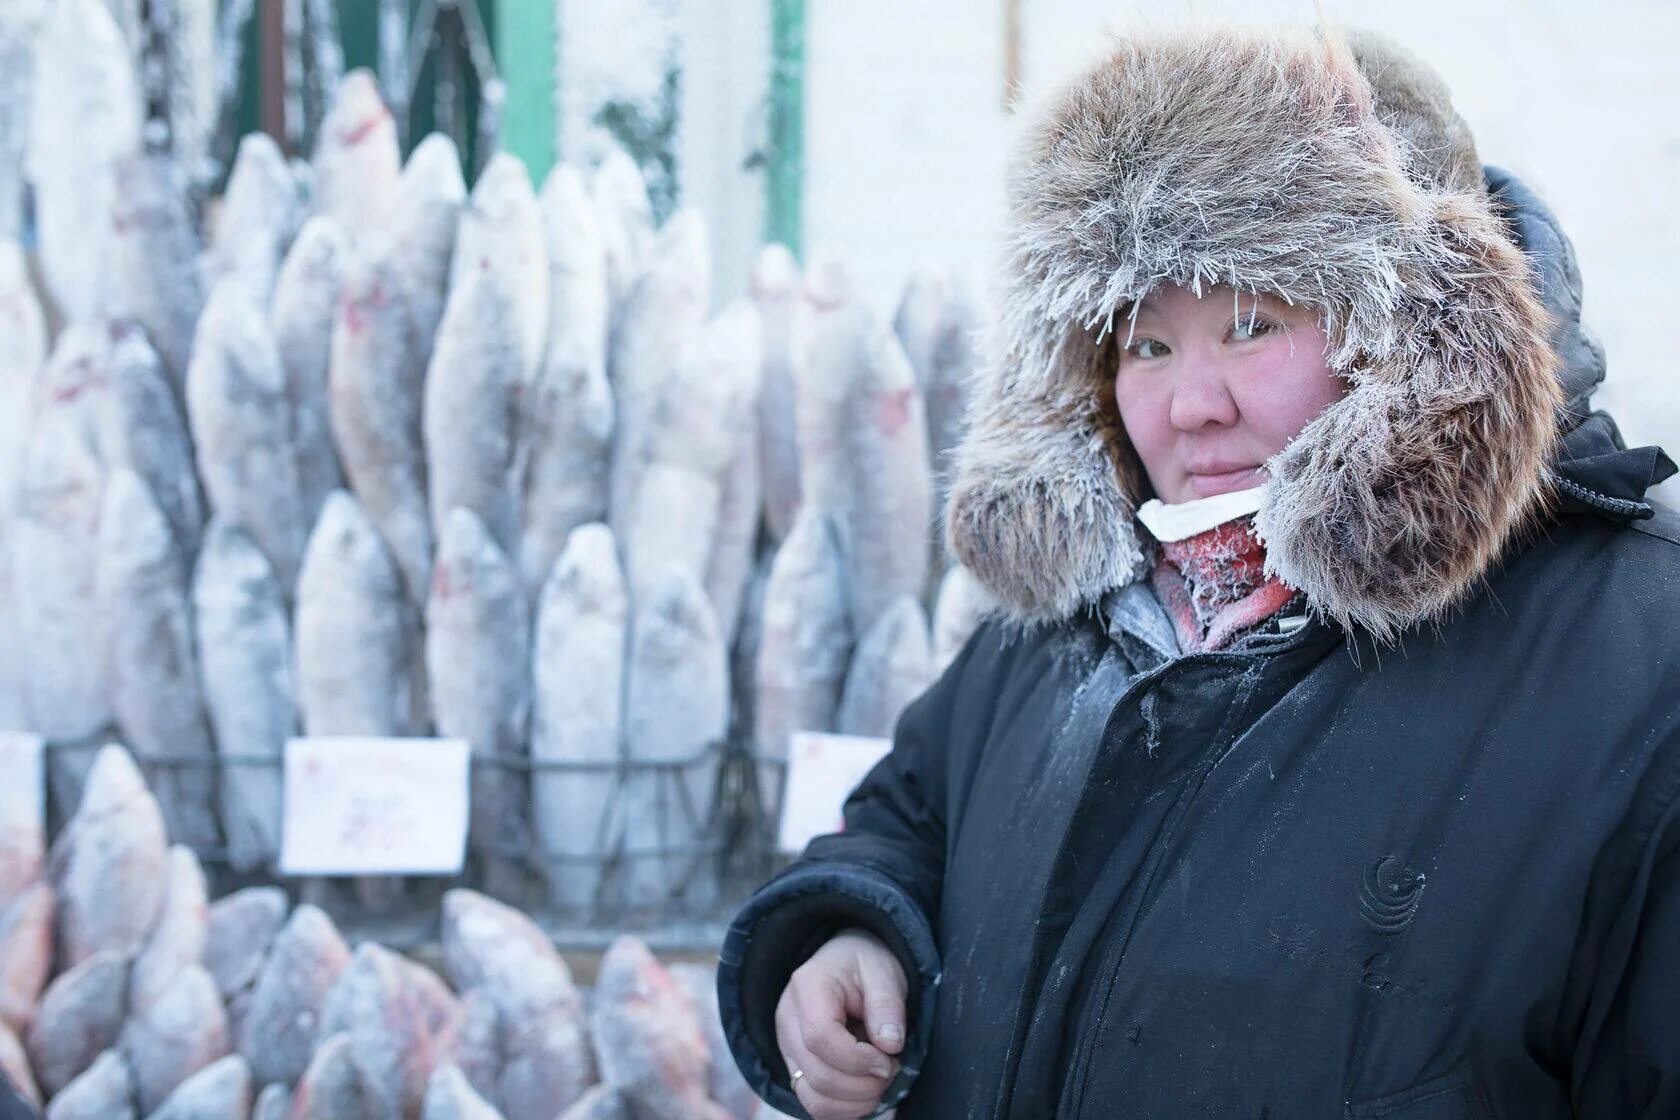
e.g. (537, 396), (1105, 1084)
(529, 524), (625, 911)
(0, 1019), (39, 1109)
(40, 1048), (132, 1120)
(294, 491), (417, 737)
(25, 950), (128, 1098)
(130, 846), (209, 1013)
(0, 8), (40, 244)
(271, 216), (351, 529)
(704, 374), (763, 648)
(836, 595), (933, 740)
(932, 563), (993, 673)
(312, 70), (401, 245)
(328, 246), (431, 605)
(0, 728), (42, 912)
(99, 322), (205, 561)
(119, 962), (229, 1115)
(621, 567), (728, 910)
(251, 1082), (290, 1120)
(207, 132), (305, 304)
(192, 522), (295, 871)
(753, 507), (853, 821)
(669, 962), (757, 1120)
(110, 152), (205, 394)
(420, 1065), (502, 1120)
(423, 268), (523, 557)
(386, 133), (466, 360)
(203, 887), (287, 1003)
(145, 1053), (252, 1120)
(24, 0), (141, 322)
(425, 511), (531, 891)
(96, 470), (219, 849)
(187, 282), (309, 594)
(0, 883), (53, 1035)
(554, 1086), (628, 1120)
(450, 153), (548, 385)
(0, 239), (46, 525)
(287, 1032), (366, 1120)
(48, 745), (167, 967)
(238, 905), (350, 1087)
(751, 244), (805, 545)
(520, 164), (612, 596)
(318, 942), (449, 1120)
(590, 148), (655, 324)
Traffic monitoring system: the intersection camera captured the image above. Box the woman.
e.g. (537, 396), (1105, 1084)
(719, 24), (1680, 1120)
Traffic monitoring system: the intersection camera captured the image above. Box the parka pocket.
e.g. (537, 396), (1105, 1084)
(1346, 1065), (1491, 1120)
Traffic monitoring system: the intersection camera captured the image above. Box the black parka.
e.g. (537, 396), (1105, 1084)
(716, 46), (1680, 1120)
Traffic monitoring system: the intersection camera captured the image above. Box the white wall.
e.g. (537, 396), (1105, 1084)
(797, 0), (1680, 490)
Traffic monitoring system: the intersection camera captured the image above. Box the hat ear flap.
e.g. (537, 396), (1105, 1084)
(1256, 194), (1563, 642)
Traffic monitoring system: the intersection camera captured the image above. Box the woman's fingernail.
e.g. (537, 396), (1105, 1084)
(880, 1024), (903, 1044)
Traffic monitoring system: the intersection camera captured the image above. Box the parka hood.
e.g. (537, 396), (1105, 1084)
(945, 25), (1573, 642)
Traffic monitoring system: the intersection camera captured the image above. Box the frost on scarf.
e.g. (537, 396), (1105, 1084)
(1149, 517), (1296, 653)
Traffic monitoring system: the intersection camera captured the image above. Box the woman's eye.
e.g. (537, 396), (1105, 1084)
(1125, 338), (1169, 360)
(1231, 316), (1277, 342)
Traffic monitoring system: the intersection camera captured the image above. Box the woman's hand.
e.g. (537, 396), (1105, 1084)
(774, 927), (907, 1120)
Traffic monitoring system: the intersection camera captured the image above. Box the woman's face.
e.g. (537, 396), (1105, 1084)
(1113, 283), (1346, 503)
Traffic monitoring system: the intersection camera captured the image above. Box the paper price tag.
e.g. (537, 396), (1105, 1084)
(280, 737), (470, 876)
(0, 731), (44, 838)
(777, 731), (893, 854)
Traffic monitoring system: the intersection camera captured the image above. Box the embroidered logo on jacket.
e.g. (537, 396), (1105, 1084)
(1358, 855), (1426, 934)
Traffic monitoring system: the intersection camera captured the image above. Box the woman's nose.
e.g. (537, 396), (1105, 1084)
(1167, 359), (1240, 432)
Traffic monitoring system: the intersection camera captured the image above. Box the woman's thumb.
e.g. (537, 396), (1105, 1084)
(854, 947), (907, 1056)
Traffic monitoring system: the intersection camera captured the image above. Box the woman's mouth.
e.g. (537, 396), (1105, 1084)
(1185, 465), (1265, 499)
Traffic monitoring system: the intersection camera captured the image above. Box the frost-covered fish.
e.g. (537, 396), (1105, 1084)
(451, 153), (548, 385)
(590, 937), (734, 1120)
(754, 506), (853, 820)
(0, 239), (46, 525)
(837, 595), (933, 739)
(925, 282), (978, 500)
(318, 942), (451, 1120)
(25, 950), (128, 1098)
(329, 245), (432, 605)
(751, 244), (806, 545)
(288, 1032), (366, 1120)
(421, 1065), (503, 1120)
(607, 209), (710, 533)
(0, 6), (43, 243)
(40, 1047), (132, 1120)
(0, 727), (42, 911)
(251, 1082), (291, 1120)
(892, 270), (946, 399)
(271, 216), (351, 530)
(447, 991), (501, 1109)
(294, 490), (418, 736)
(426, 511), (532, 893)
(145, 1052), (252, 1120)
(669, 962), (757, 1120)
(0, 883), (52, 1036)
(439, 891), (593, 1120)
(47, 745), (167, 966)
(96, 471), (220, 848)
(703, 350), (764, 649)
(622, 567), (728, 910)
(932, 562), (993, 673)
(100, 322), (205, 561)
(0, 1019), (38, 1110)
(237, 904), (350, 1087)
(193, 521), (295, 871)
(423, 268), (523, 557)
(206, 132), (304, 304)
(530, 524), (626, 911)
(387, 133), (466, 362)
(130, 846), (209, 1014)
(555, 1086), (628, 1120)
(188, 281), (310, 594)
(110, 153), (205, 394)
(520, 164), (612, 596)
(294, 490), (418, 735)
(24, 0), (140, 322)
(203, 887), (287, 1006)
(621, 300), (759, 604)
(590, 148), (655, 330)
(14, 329), (110, 747)
(825, 303), (932, 632)
(120, 962), (229, 1114)
(312, 69), (401, 245)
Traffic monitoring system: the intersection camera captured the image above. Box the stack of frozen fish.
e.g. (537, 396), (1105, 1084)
(0, 1), (995, 920)
(0, 744), (772, 1119)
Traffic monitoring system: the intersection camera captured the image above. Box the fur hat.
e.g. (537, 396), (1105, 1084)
(944, 25), (1563, 643)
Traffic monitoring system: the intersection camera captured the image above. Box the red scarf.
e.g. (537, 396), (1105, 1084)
(1149, 517), (1297, 652)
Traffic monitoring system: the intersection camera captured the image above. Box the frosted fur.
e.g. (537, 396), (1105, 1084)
(945, 26), (1561, 642)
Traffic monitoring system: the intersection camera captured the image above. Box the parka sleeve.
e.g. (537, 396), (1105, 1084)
(716, 622), (990, 1119)
(1569, 747), (1680, 1117)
